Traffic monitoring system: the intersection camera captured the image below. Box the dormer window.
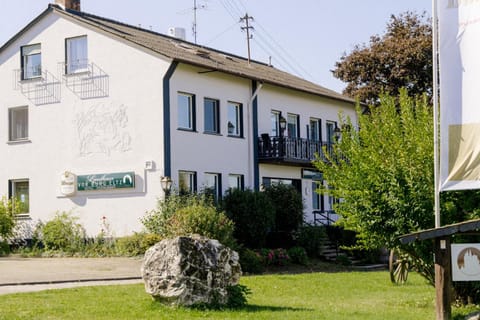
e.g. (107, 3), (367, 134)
(21, 44), (41, 80)
(66, 36), (88, 74)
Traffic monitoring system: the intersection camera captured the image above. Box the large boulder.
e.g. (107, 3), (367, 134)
(141, 235), (241, 306)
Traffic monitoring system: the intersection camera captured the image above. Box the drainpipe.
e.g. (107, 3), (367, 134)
(248, 81), (263, 191)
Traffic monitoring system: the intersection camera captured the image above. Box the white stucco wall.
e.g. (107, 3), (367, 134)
(169, 64), (254, 193)
(0, 12), (171, 236)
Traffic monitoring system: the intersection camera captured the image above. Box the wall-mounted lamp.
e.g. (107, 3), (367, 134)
(160, 176), (173, 195)
(279, 115), (287, 135)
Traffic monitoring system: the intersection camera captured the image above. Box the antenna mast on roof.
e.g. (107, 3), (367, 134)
(240, 13), (254, 64)
(192, 0), (207, 44)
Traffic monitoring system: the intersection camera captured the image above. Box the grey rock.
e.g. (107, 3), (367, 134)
(141, 235), (241, 306)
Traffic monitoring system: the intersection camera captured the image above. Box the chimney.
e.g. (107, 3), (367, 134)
(55, 0), (81, 11)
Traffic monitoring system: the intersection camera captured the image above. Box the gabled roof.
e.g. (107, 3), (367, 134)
(1, 4), (356, 105)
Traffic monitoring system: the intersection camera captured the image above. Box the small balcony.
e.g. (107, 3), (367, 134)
(258, 134), (334, 166)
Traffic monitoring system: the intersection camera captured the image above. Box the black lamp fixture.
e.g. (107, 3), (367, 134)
(160, 176), (173, 194)
(334, 125), (342, 141)
(279, 115), (287, 134)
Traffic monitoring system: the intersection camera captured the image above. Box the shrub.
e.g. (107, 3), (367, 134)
(288, 246), (309, 266)
(39, 211), (86, 252)
(239, 248), (265, 274)
(226, 284), (251, 308)
(0, 241), (10, 256)
(0, 197), (17, 240)
(142, 193), (212, 235)
(116, 232), (163, 256)
(263, 184), (304, 233)
(295, 225), (326, 258)
(222, 188), (275, 249)
(261, 248), (290, 266)
(166, 203), (235, 248)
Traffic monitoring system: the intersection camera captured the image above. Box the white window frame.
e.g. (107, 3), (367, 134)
(309, 118), (321, 141)
(228, 174), (244, 190)
(8, 106), (29, 142)
(66, 35), (88, 74)
(178, 93), (195, 130)
(178, 170), (197, 194)
(204, 172), (221, 201)
(227, 102), (242, 137)
(271, 110), (280, 137)
(287, 113), (299, 138)
(204, 98), (220, 134)
(21, 44), (41, 80)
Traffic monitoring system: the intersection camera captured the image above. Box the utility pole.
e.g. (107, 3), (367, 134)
(240, 13), (254, 64)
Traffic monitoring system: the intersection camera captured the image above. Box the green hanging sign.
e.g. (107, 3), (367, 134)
(77, 172), (135, 191)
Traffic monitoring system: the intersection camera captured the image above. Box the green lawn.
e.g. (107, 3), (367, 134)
(0, 271), (476, 319)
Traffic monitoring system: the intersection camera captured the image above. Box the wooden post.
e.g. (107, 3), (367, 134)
(434, 237), (452, 320)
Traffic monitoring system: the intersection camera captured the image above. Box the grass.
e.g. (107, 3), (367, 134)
(0, 271), (477, 319)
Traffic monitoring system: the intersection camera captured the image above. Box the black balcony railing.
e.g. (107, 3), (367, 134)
(258, 135), (335, 165)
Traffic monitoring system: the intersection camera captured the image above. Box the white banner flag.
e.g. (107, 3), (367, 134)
(439, 0), (480, 191)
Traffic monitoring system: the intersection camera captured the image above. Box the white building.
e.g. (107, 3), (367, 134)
(0, 0), (357, 237)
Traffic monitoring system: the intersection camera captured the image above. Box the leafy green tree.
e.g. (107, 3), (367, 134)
(263, 183), (304, 233)
(314, 90), (435, 281)
(333, 12), (432, 105)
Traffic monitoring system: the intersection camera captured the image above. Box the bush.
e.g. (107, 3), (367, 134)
(295, 225), (326, 258)
(142, 193), (213, 235)
(226, 284), (251, 308)
(0, 197), (17, 240)
(39, 211), (86, 252)
(239, 248), (265, 274)
(0, 241), (10, 256)
(222, 188), (275, 249)
(166, 203), (235, 248)
(288, 246), (309, 266)
(116, 232), (163, 256)
(261, 248), (290, 266)
(263, 184), (304, 233)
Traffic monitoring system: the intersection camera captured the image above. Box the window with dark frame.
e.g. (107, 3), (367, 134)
(204, 98), (220, 134)
(178, 93), (195, 130)
(21, 44), (41, 80)
(9, 179), (30, 214)
(309, 118), (322, 141)
(9, 106), (28, 141)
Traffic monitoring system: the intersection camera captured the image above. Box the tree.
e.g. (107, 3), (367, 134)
(333, 12), (432, 105)
(315, 90), (433, 250)
(314, 90), (436, 283)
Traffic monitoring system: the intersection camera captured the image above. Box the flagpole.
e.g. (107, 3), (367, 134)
(433, 0), (441, 229)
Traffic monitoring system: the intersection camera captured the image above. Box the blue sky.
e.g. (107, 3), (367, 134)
(1, 0), (431, 93)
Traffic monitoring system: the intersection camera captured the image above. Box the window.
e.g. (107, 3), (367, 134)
(21, 44), (41, 80)
(228, 174), (244, 190)
(262, 177), (301, 193)
(66, 36), (88, 74)
(178, 93), (195, 130)
(271, 110), (280, 137)
(9, 179), (29, 214)
(178, 171), (197, 194)
(326, 121), (336, 144)
(227, 102), (242, 137)
(287, 113), (299, 138)
(312, 181), (324, 210)
(204, 173), (221, 202)
(204, 98), (220, 134)
(9, 106), (28, 141)
(309, 118), (321, 141)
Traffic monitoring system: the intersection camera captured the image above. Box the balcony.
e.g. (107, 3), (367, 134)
(58, 60), (109, 99)
(258, 134), (335, 166)
(13, 68), (61, 105)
